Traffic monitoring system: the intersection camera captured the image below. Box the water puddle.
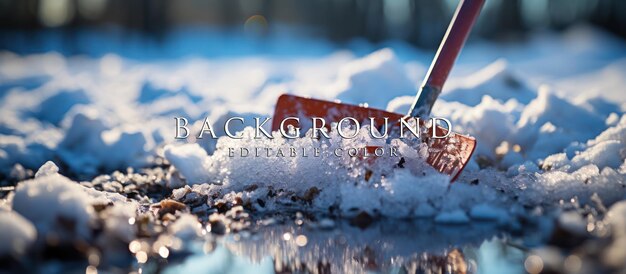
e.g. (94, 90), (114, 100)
(165, 218), (549, 274)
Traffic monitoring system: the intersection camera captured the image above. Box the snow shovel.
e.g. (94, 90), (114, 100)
(271, 0), (484, 181)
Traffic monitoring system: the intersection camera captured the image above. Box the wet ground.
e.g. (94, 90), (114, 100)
(2, 164), (624, 274)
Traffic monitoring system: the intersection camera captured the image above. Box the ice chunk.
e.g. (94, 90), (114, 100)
(379, 168), (449, 218)
(164, 143), (212, 185)
(11, 162), (132, 242)
(34, 160), (59, 178)
(541, 153), (570, 171)
(605, 113), (620, 127)
(100, 126), (150, 170)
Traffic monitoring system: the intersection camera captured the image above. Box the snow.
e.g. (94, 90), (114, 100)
(516, 87), (606, 160)
(164, 143), (212, 185)
(0, 25), (625, 223)
(12, 171), (96, 241)
(602, 201), (626, 268)
(11, 162), (136, 243)
(0, 210), (37, 257)
(333, 48), (417, 109)
(168, 214), (204, 241)
(34, 89), (91, 125)
(34, 160), (59, 178)
(441, 59), (536, 106)
(57, 106), (152, 175)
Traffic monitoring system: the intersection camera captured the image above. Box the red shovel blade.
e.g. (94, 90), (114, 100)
(271, 94), (476, 182)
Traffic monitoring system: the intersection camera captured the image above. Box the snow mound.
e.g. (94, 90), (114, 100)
(333, 48), (416, 109)
(438, 96), (519, 158)
(12, 172), (96, 241)
(11, 162), (133, 242)
(34, 89), (91, 125)
(57, 106), (152, 174)
(442, 59), (536, 106)
(539, 115), (626, 173)
(161, 110), (626, 219)
(517, 86), (606, 160)
(0, 211), (36, 257)
(166, 126), (520, 218)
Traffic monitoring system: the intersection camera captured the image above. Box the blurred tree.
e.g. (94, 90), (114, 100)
(0, 0), (625, 50)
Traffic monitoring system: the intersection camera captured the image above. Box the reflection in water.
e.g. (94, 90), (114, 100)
(166, 219), (538, 274)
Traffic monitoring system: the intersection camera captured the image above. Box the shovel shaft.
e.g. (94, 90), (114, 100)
(409, 0), (484, 117)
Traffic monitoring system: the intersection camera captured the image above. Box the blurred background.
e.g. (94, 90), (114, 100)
(0, 0), (625, 57)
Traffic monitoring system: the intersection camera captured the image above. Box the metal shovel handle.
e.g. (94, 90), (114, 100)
(408, 0), (485, 117)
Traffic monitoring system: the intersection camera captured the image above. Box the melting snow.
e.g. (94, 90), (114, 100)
(0, 25), (625, 259)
